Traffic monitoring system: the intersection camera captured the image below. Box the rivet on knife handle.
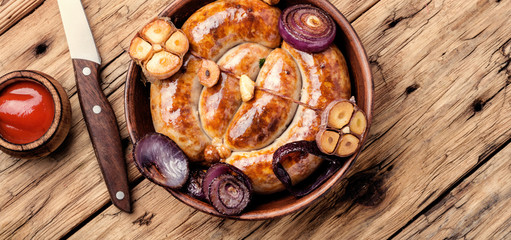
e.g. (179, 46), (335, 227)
(72, 59), (132, 213)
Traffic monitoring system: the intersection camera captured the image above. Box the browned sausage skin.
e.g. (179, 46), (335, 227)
(181, 0), (281, 61)
(151, 55), (211, 162)
(199, 43), (271, 140)
(224, 48), (301, 151)
(224, 42), (351, 194)
(151, 0), (352, 194)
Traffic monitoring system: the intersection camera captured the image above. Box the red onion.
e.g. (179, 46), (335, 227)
(208, 174), (251, 215)
(279, 4), (336, 53)
(133, 133), (189, 189)
(272, 141), (345, 197)
(185, 169), (207, 201)
(203, 163), (253, 215)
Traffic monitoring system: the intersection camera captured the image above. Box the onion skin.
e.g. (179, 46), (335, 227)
(185, 169), (207, 201)
(272, 141), (345, 197)
(203, 163), (253, 215)
(279, 4), (336, 53)
(133, 133), (189, 189)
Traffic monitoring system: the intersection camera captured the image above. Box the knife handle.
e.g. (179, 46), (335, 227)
(72, 59), (131, 213)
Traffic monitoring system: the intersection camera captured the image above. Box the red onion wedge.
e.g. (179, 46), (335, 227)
(279, 4), (336, 53)
(273, 141), (345, 197)
(203, 163), (253, 215)
(133, 133), (189, 189)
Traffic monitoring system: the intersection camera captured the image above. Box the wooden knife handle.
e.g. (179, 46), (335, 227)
(72, 59), (131, 213)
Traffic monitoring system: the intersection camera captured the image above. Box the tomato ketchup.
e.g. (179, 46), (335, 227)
(0, 80), (55, 144)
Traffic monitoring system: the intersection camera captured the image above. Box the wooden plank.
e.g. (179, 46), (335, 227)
(0, 0), (376, 238)
(70, 0), (511, 238)
(0, 0), (171, 238)
(396, 143), (511, 239)
(329, 0), (379, 20)
(0, 0), (43, 35)
(0, 57), (141, 239)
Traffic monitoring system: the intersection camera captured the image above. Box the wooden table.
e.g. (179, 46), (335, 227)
(1, 0), (510, 239)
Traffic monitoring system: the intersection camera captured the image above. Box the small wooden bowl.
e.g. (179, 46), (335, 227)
(125, 0), (373, 219)
(0, 70), (71, 158)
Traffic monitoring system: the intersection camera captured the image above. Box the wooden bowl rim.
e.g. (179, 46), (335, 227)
(125, 0), (373, 220)
(0, 70), (65, 151)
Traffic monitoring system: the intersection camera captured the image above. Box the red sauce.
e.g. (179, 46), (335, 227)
(0, 80), (55, 144)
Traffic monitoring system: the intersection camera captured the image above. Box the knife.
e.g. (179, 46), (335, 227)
(58, 0), (131, 213)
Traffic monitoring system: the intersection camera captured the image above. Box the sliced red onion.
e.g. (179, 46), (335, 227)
(279, 4), (336, 53)
(133, 133), (189, 189)
(208, 174), (251, 215)
(203, 163), (253, 215)
(185, 169), (207, 201)
(272, 140), (345, 197)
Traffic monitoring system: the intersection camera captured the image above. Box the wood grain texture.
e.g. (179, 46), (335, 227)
(73, 0), (511, 238)
(1, 0), (511, 239)
(0, 0), (43, 35)
(0, 0), (373, 238)
(396, 143), (511, 239)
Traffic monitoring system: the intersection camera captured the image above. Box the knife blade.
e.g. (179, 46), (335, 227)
(58, 0), (131, 213)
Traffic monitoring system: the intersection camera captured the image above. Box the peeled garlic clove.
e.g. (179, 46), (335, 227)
(141, 18), (175, 44)
(165, 30), (189, 56)
(129, 37), (152, 62)
(144, 51), (181, 80)
(240, 75), (255, 102)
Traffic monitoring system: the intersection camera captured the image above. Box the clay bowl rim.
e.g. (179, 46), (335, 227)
(0, 70), (65, 152)
(125, 0), (373, 220)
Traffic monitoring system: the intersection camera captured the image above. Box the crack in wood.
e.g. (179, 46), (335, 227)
(385, 0), (433, 30)
(0, 0), (10, 7)
(132, 212), (155, 226)
(388, 136), (511, 239)
(417, 190), (437, 209)
(60, 202), (111, 239)
(0, 0), (45, 37)
(8, 194), (51, 236)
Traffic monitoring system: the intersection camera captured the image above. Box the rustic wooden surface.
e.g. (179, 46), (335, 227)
(0, 0), (510, 239)
(0, 0), (43, 35)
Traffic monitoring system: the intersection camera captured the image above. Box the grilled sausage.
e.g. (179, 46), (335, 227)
(181, 0), (281, 61)
(223, 42), (351, 194)
(152, 0), (351, 194)
(199, 43), (271, 140)
(150, 55), (210, 162)
(224, 48), (301, 151)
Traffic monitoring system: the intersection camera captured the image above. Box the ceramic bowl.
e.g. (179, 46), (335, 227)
(125, 0), (373, 219)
